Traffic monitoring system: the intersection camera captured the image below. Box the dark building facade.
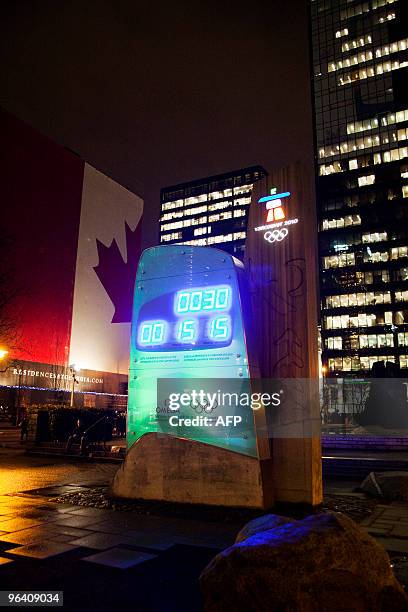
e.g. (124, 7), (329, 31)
(159, 166), (267, 259)
(311, 0), (408, 376)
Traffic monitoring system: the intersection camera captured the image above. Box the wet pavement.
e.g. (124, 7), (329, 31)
(0, 449), (241, 611)
(0, 498), (237, 611)
(0, 447), (118, 495)
(0, 448), (407, 610)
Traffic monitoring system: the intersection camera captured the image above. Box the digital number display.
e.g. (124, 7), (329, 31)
(175, 286), (231, 314)
(138, 320), (167, 346)
(136, 285), (233, 350)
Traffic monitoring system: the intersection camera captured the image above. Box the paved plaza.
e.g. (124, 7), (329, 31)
(0, 448), (245, 610)
(0, 446), (407, 609)
(0, 488), (238, 611)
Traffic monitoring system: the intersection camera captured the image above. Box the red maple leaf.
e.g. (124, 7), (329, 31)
(93, 221), (141, 323)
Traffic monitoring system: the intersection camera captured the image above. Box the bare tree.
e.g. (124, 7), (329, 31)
(0, 226), (22, 362)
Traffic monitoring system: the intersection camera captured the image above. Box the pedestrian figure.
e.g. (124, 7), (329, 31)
(65, 419), (82, 453)
(20, 415), (29, 443)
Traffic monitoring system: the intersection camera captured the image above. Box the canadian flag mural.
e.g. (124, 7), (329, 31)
(1, 109), (143, 375)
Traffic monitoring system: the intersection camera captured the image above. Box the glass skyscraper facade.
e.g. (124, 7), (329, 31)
(159, 166), (267, 260)
(311, 0), (408, 376)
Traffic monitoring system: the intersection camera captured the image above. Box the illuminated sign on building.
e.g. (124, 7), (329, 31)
(254, 189), (298, 244)
(128, 245), (257, 457)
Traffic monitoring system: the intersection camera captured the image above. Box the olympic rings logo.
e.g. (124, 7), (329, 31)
(190, 399), (218, 414)
(263, 228), (288, 243)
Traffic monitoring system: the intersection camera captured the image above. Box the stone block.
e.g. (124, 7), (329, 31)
(111, 433), (273, 509)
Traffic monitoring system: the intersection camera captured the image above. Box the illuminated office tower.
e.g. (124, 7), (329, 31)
(311, 0), (408, 376)
(159, 166), (267, 259)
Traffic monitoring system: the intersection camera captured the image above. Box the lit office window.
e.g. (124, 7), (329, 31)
(207, 234), (233, 245)
(321, 215), (361, 230)
(328, 355), (395, 373)
(161, 221), (183, 231)
(335, 28), (349, 38)
(323, 253), (355, 269)
(358, 174), (375, 187)
(339, 57), (408, 86)
(403, 186), (408, 199)
(325, 336), (343, 350)
(395, 290), (408, 302)
(233, 184), (253, 195)
(208, 191), (224, 201)
(328, 51), (374, 73)
(376, 38), (408, 59)
(398, 333), (408, 347)
(208, 201), (231, 211)
(162, 199), (184, 211)
(395, 267), (408, 281)
(160, 211), (184, 221)
(324, 312), (393, 330)
(372, 0), (398, 8)
(362, 231), (388, 243)
(359, 333), (394, 348)
(208, 211), (232, 223)
(183, 205), (208, 217)
(400, 355), (408, 368)
(385, 147), (408, 163)
(321, 145), (408, 174)
(185, 194), (207, 205)
(235, 197), (252, 205)
(360, 355), (395, 370)
(391, 247), (408, 260)
(341, 35), (372, 53)
(376, 11), (396, 24)
(182, 238), (208, 246)
(319, 162), (344, 176)
(363, 250), (389, 263)
(320, 130), (408, 160)
(331, 38), (408, 73)
(328, 357), (352, 372)
(161, 232), (182, 242)
(194, 227), (210, 237)
(396, 311), (408, 325)
(325, 292), (391, 308)
(355, 270), (390, 284)
(347, 118), (378, 134)
(193, 216), (207, 226)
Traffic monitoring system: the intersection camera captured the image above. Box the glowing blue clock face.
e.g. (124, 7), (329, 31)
(136, 284), (233, 351)
(175, 286), (231, 314)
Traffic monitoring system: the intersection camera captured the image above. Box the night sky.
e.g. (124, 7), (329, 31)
(0, 0), (313, 248)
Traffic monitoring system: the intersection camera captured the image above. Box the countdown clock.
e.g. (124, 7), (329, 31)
(128, 245), (257, 457)
(137, 284), (233, 350)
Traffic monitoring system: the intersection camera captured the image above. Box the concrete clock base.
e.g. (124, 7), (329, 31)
(111, 433), (274, 509)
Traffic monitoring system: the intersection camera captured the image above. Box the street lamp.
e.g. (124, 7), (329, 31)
(69, 364), (80, 407)
(0, 348), (9, 374)
(321, 365), (328, 427)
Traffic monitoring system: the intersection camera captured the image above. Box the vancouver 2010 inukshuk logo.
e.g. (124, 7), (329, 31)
(254, 189), (299, 244)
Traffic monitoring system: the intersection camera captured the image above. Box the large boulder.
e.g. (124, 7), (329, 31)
(200, 511), (408, 612)
(235, 513), (293, 543)
(360, 471), (408, 501)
